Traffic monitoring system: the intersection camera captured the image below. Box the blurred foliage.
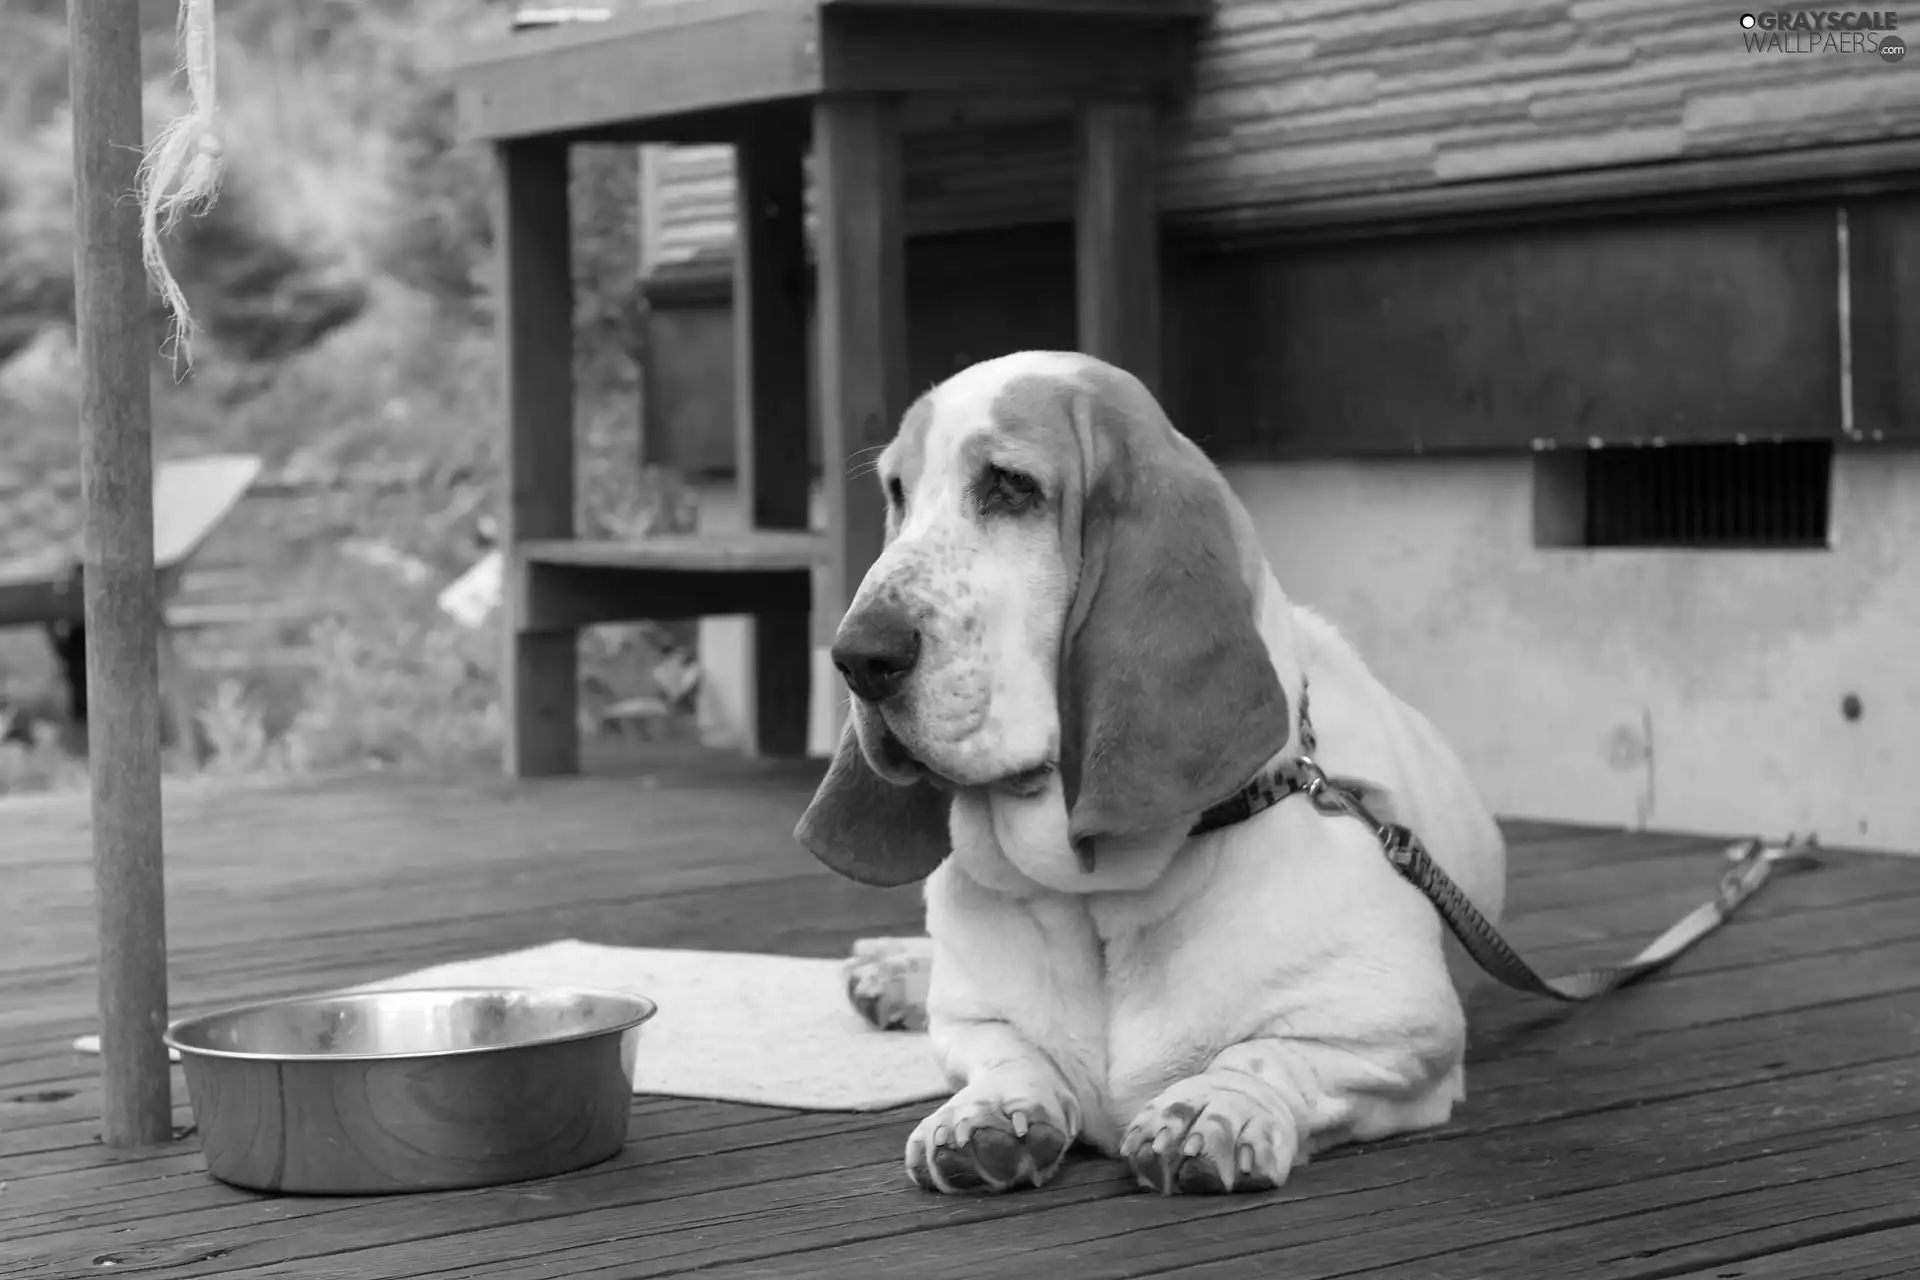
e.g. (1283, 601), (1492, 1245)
(0, 0), (691, 793)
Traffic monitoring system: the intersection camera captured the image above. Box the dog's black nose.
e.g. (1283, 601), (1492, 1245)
(832, 607), (922, 703)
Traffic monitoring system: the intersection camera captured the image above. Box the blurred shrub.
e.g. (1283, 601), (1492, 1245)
(0, 0), (682, 797)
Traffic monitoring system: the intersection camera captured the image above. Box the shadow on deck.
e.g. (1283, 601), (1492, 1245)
(3, 746), (1918, 1279)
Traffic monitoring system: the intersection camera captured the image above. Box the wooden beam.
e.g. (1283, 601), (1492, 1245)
(496, 138), (580, 777)
(733, 116), (816, 758)
(520, 563), (815, 632)
(1076, 100), (1162, 393)
(1194, 136), (1920, 254)
(66, 0), (172, 1148)
(1182, 200), (1845, 461)
(452, 0), (1199, 142)
(814, 96), (907, 741)
(820, 9), (1189, 102)
(822, 0), (1211, 16)
(456, 1), (823, 142)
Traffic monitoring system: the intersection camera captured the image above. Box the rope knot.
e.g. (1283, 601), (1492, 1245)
(138, 0), (224, 371)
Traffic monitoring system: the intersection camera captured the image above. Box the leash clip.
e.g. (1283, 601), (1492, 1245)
(1293, 755), (1345, 815)
(1295, 755), (1409, 865)
(1724, 832), (1822, 874)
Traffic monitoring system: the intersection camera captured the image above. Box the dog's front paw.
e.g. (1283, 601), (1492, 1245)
(1121, 1074), (1301, 1195)
(842, 936), (931, 1031)
(905, 1085), (1075, 1194)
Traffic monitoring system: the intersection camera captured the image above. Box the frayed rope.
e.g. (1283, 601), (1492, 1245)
(138, 0), (224, 372)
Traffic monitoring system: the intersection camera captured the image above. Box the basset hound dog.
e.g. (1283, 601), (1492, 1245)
(796, 352), (1507, 1196)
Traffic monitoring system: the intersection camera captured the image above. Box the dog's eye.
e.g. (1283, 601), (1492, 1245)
(980, 466), (1040, 514)
(885, 476), (906, 511)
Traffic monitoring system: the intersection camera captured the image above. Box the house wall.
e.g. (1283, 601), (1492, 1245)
(687, 448), (1920, 854)
(1227, 451), (1920, 854)
(623, 4), (1920, 851)
(640, 2), (1920, 262)
(663, 184), (1920, 852)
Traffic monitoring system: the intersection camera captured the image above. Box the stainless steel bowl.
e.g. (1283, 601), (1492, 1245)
(163, 986), (657, 1195)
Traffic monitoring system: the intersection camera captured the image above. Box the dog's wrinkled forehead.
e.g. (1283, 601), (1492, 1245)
(882, 352), (1094, 491)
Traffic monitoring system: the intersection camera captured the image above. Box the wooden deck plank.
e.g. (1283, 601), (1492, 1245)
(2, 760), (1917, 1279)
(10, 799), (1902, 995)
(634, 1079), (1920, 1280)
(40, 1053), (1908, 1280)
(0, 858), (1887, 1091)
(1664, 1223), (1920, 1280)
(10, 844), (1896, 1043)
(10, 976), (1916, 1233)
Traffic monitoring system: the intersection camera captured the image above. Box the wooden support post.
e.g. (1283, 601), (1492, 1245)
(67, 0), (172, 1147)
(814, 97), (907, 745)
(733, 115), (814, 758)
(1076, 101), (1163, 395)
(497, 138), (580, 777)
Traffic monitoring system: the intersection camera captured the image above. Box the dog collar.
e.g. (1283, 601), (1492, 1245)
(1187, 680), (1320, 838)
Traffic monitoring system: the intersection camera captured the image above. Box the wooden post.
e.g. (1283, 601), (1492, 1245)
(497, 138), (580, 777)
(733, 114), (814, 758)
(814, 97), (907, 745)
(1076, 101), (1162, 394)
(67, 0), (173, 1147)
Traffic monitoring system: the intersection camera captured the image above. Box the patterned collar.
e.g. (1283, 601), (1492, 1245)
(1188, 679), (1319, 838)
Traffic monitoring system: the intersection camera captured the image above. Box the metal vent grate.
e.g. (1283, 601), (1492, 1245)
(1582, 440), (1833, 549)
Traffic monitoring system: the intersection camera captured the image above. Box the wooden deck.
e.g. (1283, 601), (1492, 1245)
(4, 749), (1919, 1279)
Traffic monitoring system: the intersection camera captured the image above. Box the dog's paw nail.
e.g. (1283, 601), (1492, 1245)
(906, 1140), (936, 1191)
(1237, 1144), (1255, 1175)
(1128, 1145), (1172, 1196)
(911, 1093), (1073, 1194)
(1182, 1134), (1203, 1158)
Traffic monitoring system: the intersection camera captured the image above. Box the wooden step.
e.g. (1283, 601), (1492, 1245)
(164, 600), (321, 632)
(519, 532), (825, 572)
(514, 533), (822, 631)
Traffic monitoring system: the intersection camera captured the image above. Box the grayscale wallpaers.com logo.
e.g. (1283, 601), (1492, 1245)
(1740, 10), (1906, 59)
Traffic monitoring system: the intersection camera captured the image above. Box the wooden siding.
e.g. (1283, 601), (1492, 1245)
(637, 185), (1920, 467)
(640, 1), (1920, 261)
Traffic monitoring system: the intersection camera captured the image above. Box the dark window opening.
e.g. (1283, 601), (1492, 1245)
(1534, 440), (1833, 550)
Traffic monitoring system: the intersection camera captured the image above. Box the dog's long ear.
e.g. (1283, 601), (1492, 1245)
(1056, 365), (1293, 865)
(795, 714), (952, 887)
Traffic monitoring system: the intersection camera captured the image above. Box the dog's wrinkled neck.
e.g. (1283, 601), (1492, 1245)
(949, 777), (1193, 897)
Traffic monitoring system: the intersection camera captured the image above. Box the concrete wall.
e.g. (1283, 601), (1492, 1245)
(691, 450), (1920, 853)
(1227, 452), (1920, 854)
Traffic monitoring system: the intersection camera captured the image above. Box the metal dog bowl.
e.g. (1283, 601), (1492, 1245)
(163, 986), (656, 1195)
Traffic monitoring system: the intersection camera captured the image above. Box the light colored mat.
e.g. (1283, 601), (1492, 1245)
(353, 939), (951, 1113)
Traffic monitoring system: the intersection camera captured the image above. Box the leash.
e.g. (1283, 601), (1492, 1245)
(1290, 756), (1819, 1001)
(1190, 686), (1821, 1002)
